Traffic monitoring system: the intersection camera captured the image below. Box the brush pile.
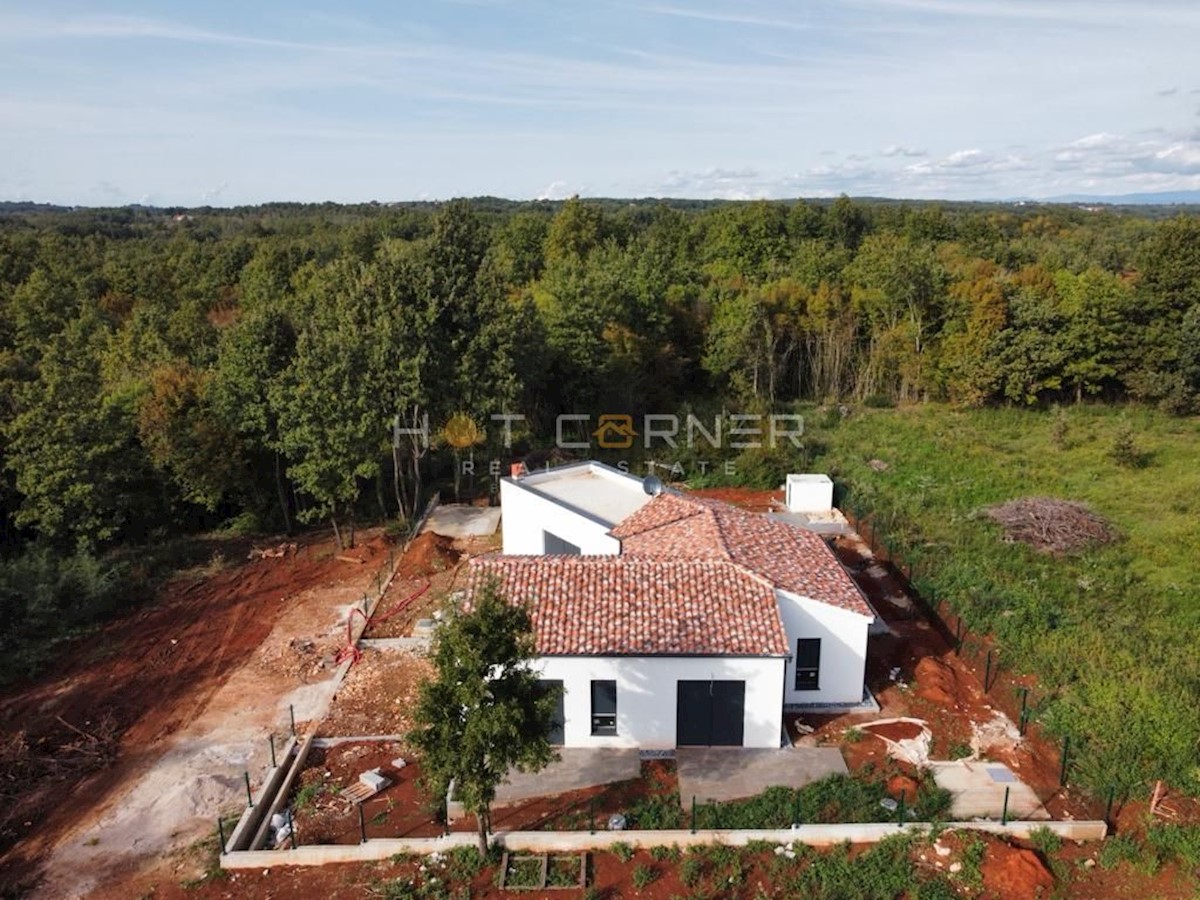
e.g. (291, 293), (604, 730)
(982, 497), (1117, 555)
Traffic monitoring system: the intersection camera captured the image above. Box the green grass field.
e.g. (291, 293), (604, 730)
(809, 404), (1200, 797)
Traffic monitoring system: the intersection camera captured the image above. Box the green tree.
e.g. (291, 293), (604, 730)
(4, 310), (155, 549)
(408, 578), (560, 855)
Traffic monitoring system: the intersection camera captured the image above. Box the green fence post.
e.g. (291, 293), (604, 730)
(897, 792), (905, 824)
(691, 796), (696, 834)
(1059, 736), (1071, 787)
(269, 734), (276, 768)
(287, 806), (298, 848)
(1001, 786), (1010, 826)
(243, 771), (254, 807)
(1104, 786), (1115, 827)
(217, 817), (227, 855)
(358, 803), (367, 844)
(290, 704), (297, 736)
(954, 620), (963, 655)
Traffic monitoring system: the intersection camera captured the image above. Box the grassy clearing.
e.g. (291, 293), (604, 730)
(809, 403), (1200, 795)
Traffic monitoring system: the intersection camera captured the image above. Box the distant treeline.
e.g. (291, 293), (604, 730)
(1, 197), (1199, 554)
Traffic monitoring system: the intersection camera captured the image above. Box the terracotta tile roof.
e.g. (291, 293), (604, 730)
(612, 493), (874, 617)
(465, 556), (789, 657)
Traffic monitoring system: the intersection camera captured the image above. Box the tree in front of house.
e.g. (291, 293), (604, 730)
(408, 578), (560, 856)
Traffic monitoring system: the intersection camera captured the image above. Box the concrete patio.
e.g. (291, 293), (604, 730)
(676, 747), (848, 804)
(494, 749), (641, 805)
(930, 760), (1051, 821)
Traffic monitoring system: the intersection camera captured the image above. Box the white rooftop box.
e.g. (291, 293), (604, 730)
(785, 474), (833, 513)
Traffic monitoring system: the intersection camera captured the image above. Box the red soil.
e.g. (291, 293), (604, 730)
(0, 530), (389, 893)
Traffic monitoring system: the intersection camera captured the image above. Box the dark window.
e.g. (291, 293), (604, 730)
(590, 680), (617, 735)
(544, 531), (582, 555)
(795, 638), (821, 691)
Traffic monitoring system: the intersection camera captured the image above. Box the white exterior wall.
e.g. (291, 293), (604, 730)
(499, 479), (622, 556)
(785, 474), (834, 513)
(776, 590), (871, 705)
(533, 655), (786, 749)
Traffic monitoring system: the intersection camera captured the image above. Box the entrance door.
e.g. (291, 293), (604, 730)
(540, 680), (565, 745)
(676, 680), (745, 746)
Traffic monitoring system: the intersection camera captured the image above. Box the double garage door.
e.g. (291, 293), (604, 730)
(676, 680), (745, 747)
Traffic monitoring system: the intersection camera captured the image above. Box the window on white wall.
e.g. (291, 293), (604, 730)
(544, 531), (582, 555)
(795, 638), (821, 691)
(590, 680), (617, 735)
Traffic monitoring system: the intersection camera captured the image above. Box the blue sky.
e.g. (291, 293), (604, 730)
(2, 0), (1199, 204)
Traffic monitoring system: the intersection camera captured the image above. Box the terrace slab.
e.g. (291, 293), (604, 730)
(677, 747), (848, 805)
(421, 504), (502, 539)
(929, 760), (1051, 820)
(495, 749), (642, 805)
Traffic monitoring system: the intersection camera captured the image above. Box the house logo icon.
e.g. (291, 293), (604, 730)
(593, 414), (636, 449)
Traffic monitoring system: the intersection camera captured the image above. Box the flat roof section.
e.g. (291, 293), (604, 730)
(517, 462), (651, 528)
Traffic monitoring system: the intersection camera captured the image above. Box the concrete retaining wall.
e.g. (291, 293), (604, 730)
(221, 819), (1107, 869)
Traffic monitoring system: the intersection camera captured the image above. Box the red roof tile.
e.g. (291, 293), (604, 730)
(612, 493), (874, 617)
(465, 556), (789, 657)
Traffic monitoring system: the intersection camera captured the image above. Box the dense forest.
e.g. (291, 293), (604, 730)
(1, 196), (1199, 678)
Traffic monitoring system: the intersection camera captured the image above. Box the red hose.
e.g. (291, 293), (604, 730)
(335, 580), (431, 668)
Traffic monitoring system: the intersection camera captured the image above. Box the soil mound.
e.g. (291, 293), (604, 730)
(886, 774), (919, 804)
(914, 657), (959, 706)
(400, 533), (460, 577)
(982, 844), (1054, 899)
(983, 497), (1117, 555)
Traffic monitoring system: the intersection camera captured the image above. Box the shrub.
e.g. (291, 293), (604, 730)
(648, 844), (678, 861)
(608, 841), (634, 863)
(1027, 826), (1063, 856)
(864, 393), (895, 408)
(1146, 822), (1200, 867)
(628, 792), (683, 830)
(1108, 419), (1145, 468)
(1097, 833), (1142, 869)
(630, 863), (657, 889)
(679, 856), (704, 886)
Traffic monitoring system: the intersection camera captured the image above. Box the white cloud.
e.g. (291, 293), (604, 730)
(535, 180), (576, 201)
(881, 145), (927, 158)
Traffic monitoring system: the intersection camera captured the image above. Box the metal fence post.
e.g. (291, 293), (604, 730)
(358, 803), (367, 844)
(243, 771), (254, 807)
(287, 806), (298, 848)
(954, 620), (963, 655)
(1059, 736), (1071, 787)
(691, 796), (696, 834)
(217, 817), (227, 855)
(897, 792), (905, 824)
(1001, 786), (1010, 825)
(1104, 787), (1115, 826)
(290, 704), (297, 736)
(269, 734), (276, 768)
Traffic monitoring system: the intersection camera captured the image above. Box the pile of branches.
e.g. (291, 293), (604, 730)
(982, 497), (1118, 555)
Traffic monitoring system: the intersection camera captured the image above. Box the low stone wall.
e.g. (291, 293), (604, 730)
(220, 819), (1108, 869)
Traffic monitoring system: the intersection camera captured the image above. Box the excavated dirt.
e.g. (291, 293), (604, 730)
(318, 647), (433, 738)
(690, 486), (784, 512)
(0, 529), (392, 897)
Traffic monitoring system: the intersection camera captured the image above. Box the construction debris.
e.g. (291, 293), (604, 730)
(982, 497), (1118, 555)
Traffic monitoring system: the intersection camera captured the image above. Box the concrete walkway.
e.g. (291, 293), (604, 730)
(421, 504), (501, 538)
(930, 760), (1051, 821)
(677, 747), (848, 804)
(495, 749), (642, 805)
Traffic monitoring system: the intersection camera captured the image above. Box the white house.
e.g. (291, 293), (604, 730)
(469, 461), (876, 749)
